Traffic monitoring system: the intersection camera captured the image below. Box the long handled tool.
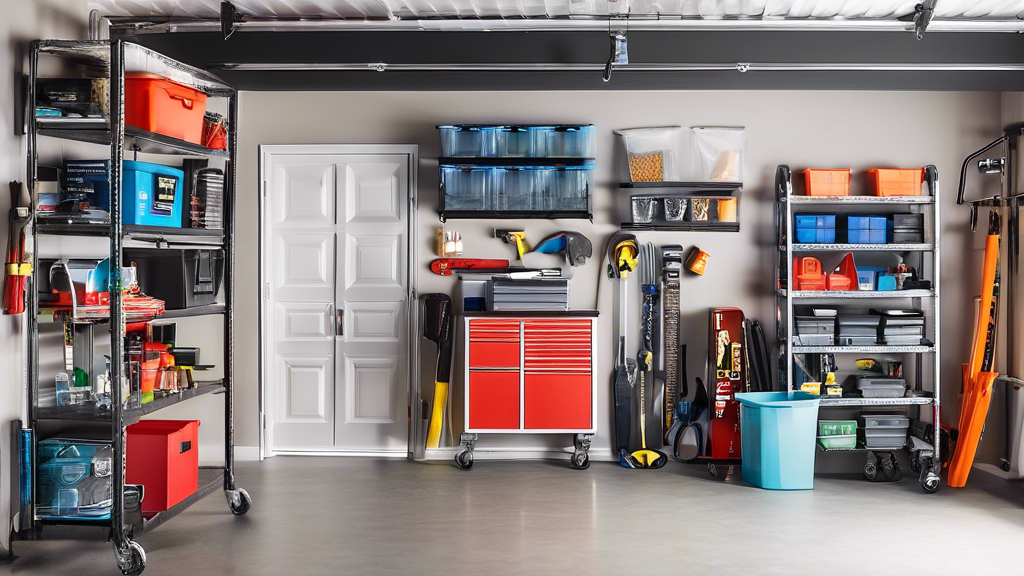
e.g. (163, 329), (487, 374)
(4, 181), (32, 315)
(631, 349), (667, 469)
(662, 245), (682, 441)
(421, 294), (454, 449)
(949, 211), (1002, 487)
(638, 242), (661, 449)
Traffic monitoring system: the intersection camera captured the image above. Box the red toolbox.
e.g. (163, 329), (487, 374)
(458, 313), (597, 469)
(126, 73), (207, 144)
(126, 419), (200, 514)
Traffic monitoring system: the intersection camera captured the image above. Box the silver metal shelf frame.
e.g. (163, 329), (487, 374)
(20, 38), (247, 574)
(774, 165), (942, 483)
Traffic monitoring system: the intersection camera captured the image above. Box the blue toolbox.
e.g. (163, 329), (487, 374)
(794, 214), (836, 244)
(123, 161), (184, 227)
(845, 215), (889, 244)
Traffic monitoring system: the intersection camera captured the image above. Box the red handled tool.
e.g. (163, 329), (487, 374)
(4, 181), (32, 315)
(430, 258), (510, 276)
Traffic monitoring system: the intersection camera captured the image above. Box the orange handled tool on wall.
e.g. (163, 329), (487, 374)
(948, 211), (1002, 487)
(4, 181), (32, 315)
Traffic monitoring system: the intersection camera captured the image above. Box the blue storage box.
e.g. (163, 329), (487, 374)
(735, 392), (821, 490)
(877, 274), (898, 291)
(36, 439), (112, 520)
(857, 266), (889, 290)
(441, 162), (594, 214)
(848, 229), (887, 244)
(796, 228), (836, 243)
(795, 214), (836, 228)
(794, 213), (836, 244)
(123, 161), (184, 227)
(847, 215), (888, 230)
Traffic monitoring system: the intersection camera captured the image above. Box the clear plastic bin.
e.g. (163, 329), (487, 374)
(36, 439), (113, 520)
(541, 126), (596, 158)
(615, 126), (683, 182)
(438, 126), (501, 157)
(440, 166), (492, 211)
(440, 125), (595, 158)
(692, 126), (745, 182)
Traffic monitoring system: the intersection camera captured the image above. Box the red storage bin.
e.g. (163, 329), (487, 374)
(125, 74), (207, 144)
(127, 420), (200, 514)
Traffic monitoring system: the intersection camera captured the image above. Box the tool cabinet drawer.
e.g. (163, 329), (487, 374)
(468, 371), (520, 430)
(469, 342), (521, 369)
(523, 373), (592, 430)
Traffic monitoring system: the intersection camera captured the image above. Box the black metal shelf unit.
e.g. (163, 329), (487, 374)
(17, 39), (249, 574)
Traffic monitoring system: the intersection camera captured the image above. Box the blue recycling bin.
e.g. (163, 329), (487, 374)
(735, 392), (821, 490)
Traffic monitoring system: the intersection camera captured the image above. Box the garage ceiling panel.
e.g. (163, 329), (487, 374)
(89, 0), (1024, 19)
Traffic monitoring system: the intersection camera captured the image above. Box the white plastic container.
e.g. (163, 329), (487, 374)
(692, 126), (745, 182)
(615, 126), (683, 182)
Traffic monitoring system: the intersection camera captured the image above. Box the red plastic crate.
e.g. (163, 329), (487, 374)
(126, 420), (200, 514)
(125, 73), (207, 145)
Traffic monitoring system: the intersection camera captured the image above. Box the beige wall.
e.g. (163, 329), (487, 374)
(239, 89), (1004, 460)
(1, 0), (89, 551)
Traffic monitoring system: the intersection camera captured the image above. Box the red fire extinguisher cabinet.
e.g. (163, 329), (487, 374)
(126, 419), (201, 514)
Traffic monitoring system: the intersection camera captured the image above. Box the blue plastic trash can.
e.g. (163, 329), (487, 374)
(735, 392), (821, 490)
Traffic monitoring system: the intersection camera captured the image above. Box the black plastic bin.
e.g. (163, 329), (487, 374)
(126, 248), (224, 309)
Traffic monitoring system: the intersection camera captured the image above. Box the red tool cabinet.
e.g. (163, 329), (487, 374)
(456, 312), (598, 469)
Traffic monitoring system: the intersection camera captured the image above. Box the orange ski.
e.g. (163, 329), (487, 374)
(948, 211), (1001, 488)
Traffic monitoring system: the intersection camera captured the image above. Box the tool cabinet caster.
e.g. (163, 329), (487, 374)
(455, 433), (477, 470)
(226, 488), (252, 516)
(116, 540), (146, 576)
(571, 434), (592, 470)
(455, 450), (474, 470)
(707, 462), (719, 478)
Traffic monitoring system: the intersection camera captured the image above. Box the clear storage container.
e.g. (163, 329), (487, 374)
(440, 125), (595, 158)
(438, 126), (501, 157)
(440, 166), (493, 211)
(36, 439), (113, 520)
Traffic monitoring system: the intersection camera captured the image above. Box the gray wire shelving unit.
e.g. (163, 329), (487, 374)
(774, 165), (942, 493)
(14, 39), (249, 575)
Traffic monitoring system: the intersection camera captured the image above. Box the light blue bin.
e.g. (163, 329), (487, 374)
(735, 392), (820, 490)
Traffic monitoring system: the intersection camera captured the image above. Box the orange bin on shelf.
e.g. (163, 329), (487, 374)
(869, 168), (925, 197)
(793, 257), (826, 291)
(826, 253), (858, 291)
(125, 73), (208, 144)
(803, 169), (850, 196)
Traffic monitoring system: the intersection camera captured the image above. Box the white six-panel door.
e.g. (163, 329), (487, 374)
(262, 146), (414, 455)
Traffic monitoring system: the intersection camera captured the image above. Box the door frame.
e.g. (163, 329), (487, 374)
(258, 144), (419, 459)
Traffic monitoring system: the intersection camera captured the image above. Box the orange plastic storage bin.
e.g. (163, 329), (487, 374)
(869, 168), (925, 197)
(793, 257), (826, 291)
(125, 73), (207, 144)
(803, 169), (850, 196)
(826, 253), (858, 291)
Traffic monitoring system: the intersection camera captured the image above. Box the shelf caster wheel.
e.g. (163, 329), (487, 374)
(909, 452), (921, 474)
(116, 540), (146, 576)
(864, 457), (879, 481)
(455, 450), (474, 470)
(920, 468), (941, 493)
(226, 488), (252, 516)
(707, 462), (719, 478)
(571, 451), (590, 470)
(882, 454), (902, 482)
(1000, 459), (1012, 473)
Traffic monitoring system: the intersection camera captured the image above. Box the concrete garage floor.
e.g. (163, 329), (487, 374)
(6, 457), (1024, 575)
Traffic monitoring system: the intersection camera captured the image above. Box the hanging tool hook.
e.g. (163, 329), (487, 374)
(221, 1), (246, 40)
(603, 15), (628, 83)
